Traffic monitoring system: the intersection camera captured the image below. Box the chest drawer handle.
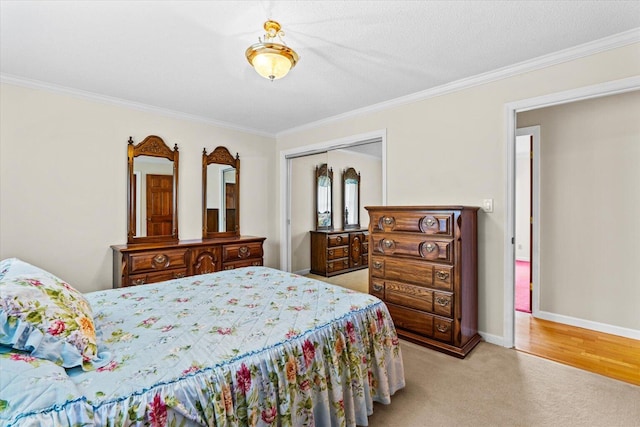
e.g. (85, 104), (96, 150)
(174, 272), (186, 279)
(436, 324), (450, 333)
(328, 249), (334, 256)
(373, 261), (383, 269)
(436, 271), (449, 281)
(383, 216), (393, 225)
(435, 296), (450, 307)
(425, 243), (436, 253)
(383, 239), (393, 248)
(425, 217), (436, 227)
(132, 278), (145, 286)
(372, 283), (383, 292)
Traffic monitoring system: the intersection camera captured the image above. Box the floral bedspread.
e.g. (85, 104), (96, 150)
(1, 266), (405, 426)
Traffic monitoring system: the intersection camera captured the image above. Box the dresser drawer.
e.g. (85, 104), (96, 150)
(370, 211), (455, 236)
(372, 234), (453, 263)
(128, 249), (189, 274)
(371, 256), (434, 287)
(370, 278), (385, 299)
(327, 246), (349, 260)
(433, 292), (454, 318)
(327, 259), (349, 273)
(433, 265), (454, 291)
(385, 280), (433, 312)
(126, 268), (187, 287)
(433, 317), (453, 343)
(222, 242), (263, 262)
(222, 258), (263, 270)
(387, 303), (433, 337)
(327, 234), (349, 247)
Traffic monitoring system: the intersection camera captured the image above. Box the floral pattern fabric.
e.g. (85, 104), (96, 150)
(0, 258), (110, 370)
(1, 266), (404, 427)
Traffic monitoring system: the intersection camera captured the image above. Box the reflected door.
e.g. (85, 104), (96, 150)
(225, 182), (237, 232)
(146, 174), (173, 236)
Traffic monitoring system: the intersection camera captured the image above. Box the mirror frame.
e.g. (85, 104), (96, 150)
(127, 135), (179, 244)
(315, 163), (333, 231)
(342, 167), (361, 229)
(202, 146), (240, 238)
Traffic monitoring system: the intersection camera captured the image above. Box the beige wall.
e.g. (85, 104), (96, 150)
(518, 91), (640, 330)
(277, 43), (640, 340)
(0, 83), (277, 293)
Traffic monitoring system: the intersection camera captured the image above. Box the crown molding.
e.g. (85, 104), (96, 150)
(0, 74), (275, 139)
(276, 28), (640, 138)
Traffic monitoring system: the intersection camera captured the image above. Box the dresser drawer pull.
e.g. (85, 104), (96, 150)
(383, 216), (393, 225)
(152, 254), (168, 265)
(372, 283), (383, 292)
(336, 236), (343, 244)
(436, 324), (450, 333)
(174, 272), (186, 279)
(373, 261), (383, 269)
(425, 217), (436, 227)
(384, 239), (393, 248)
(354, 246), (359, 252)
(238, 246), (249, 258)
(435, 296), (450, 307)
(425, 243), (436, 253)
(436, 271), (449, 281)
(132, 278), (145, 286)
(328, 249), (334, 256)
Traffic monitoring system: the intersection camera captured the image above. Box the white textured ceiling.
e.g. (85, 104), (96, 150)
(1, 1), (639, 136)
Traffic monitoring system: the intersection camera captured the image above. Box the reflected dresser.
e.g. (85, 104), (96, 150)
(366, 206), (480, 357)
(310, 229), (369, 277)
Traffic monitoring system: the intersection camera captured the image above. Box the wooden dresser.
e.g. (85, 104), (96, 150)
(310, 229), (369, 277)
(366, 206), (480, 357)
(111, 236), (265, 288)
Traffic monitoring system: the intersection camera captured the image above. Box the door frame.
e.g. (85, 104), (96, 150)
(515, 126), (540, 315)
(503, 75), (640, 348)
(279, 130), (387, 272)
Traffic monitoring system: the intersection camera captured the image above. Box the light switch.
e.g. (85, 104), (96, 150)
(482, 199), (493, 213)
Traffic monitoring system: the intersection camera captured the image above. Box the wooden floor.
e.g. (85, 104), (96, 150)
(515, 311), (640, 386)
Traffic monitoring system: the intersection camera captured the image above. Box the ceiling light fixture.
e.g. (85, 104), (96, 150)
(245, 20), (299, 82)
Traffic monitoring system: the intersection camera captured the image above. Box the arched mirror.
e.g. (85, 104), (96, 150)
(342, 167), (360, 229)
(203, 146), (240, 238)
(315, 163), (333, 230)
(127, 135), (179, 244)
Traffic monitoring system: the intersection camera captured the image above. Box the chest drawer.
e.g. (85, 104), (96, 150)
(385, 280), (433, 312)
(222, 242), (263, 262)
(126, 268), (187, 287)
(371, 256), (434, 287)
(370, 211), (455, 236)
(387, 303), (433, 337)
(327, 246), (349, 260)
(371, 234), (453, 263)
(128, 249), (189, 273)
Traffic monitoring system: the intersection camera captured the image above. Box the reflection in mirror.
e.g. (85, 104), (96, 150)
(203, 146), (240, 238)
(127, 135), (179, 244)
(315, 163), (333, 230)
(342, 167), (360, 229)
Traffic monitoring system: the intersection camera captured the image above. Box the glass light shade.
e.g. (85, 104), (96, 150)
(246, 42), (299, 81)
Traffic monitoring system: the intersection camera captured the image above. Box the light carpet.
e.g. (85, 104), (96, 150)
(366, 340), (640, 426)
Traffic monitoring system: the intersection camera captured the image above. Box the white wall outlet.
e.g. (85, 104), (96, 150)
(482, 198), (494, 213)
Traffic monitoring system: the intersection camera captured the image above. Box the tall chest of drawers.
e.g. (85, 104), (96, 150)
(310, 229), (369, 277)
(366, 206), (480, 358)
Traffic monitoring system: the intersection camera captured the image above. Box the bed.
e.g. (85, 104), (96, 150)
(0, 258), (404, 426)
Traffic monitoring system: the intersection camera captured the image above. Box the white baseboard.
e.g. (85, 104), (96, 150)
(478, 331), (505, 347)
(536, 310), (640, 340)
(294, 268), (310, 276)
